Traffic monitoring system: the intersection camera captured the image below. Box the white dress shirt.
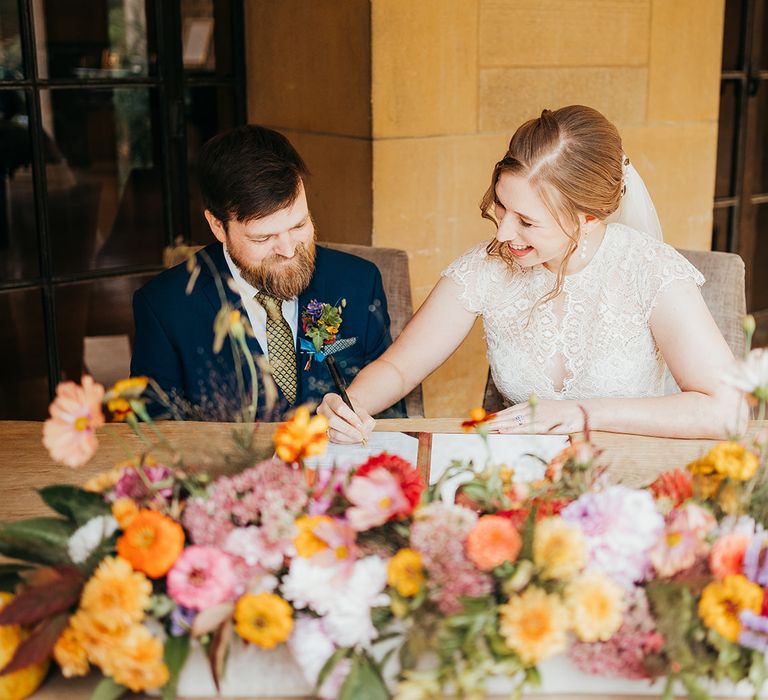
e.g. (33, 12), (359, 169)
(222, 246), (299, 360)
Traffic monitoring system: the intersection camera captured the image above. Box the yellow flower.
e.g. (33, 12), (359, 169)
(387, 548), (425, 597)
(533, 517), (587, 580)
(105, 624), (169, 693)
(112, 497), (140, 529)
(688, 442), (758, 483)
(566, 572), (625, 642)
(68, 610), (121, 670)
(325, 325), (339, 334)
(234, 593), (294, 649)
(106, 377), (149, 400)
(698, 574), (763, 642)
(53, 624), (89, 678)
(273, 406), (329, 463)
(79, 557), (152, 631)
(0, 593), (49, 700)
(499, 587), (570, 665)
(293, 515), (333, 558)
(83, 465), (125, 493)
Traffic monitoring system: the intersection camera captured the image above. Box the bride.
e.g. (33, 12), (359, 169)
(319, 105), (745, 441)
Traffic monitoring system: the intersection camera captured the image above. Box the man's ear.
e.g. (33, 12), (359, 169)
(204, 210), (227, 244)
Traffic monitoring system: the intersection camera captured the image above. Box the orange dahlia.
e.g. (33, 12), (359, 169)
(116, 509), (185, 578)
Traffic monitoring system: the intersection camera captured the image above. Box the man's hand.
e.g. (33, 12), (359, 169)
(317, 393), (375, 444)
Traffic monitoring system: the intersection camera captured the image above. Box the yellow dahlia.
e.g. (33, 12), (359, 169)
(387, 548), (425, 597)
(105, 624), (169, 692)
(79, 556), (152, 630)
(533, 516), (587, 580)
(234, 592), (294, 649)
(698, 574), (763, 642)
(53, 624), (89, 678)
(566, 572), (625, 642)
(293, 515), (332, 558)
(499, 587), (570, 664)
(689, 442), (759, 483)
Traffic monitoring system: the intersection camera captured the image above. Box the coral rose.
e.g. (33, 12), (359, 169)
(466, 515), (521, 571)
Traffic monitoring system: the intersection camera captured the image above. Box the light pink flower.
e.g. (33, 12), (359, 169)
(346, 468), (408, 531)
(42, 376), (105, 468)
(650, 503), (716, 577)
(167, 545), (237, 610)
(311, 518), (359, 570)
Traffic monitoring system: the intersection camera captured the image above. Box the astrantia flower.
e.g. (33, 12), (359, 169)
(116, 509), (185, 578)
(723, 347), (768, 402)
(465, 515), (521, 571)
(79, 557), (152, 631)
(533, 516), (586, 580)
(710, 533), (750, 579)
(167, 545), (237, 610)
(114, 464), (174, 502)
(499, 587), (570, 664)
(223, 525), (287, 572)
(355, 453), (424, 515)
(566, 572), (624, 642)
(234, 592), (293, 649)
(288, 617), (351, 700)
(698, 574), (763, 642)
(562, 485), (664, 587)
(67, 515), (118, 564)
(387, 548), (424, 597)
(273, 406), (328, 463)
(42, 375), (105, 467)
(346, 468), (408, 531)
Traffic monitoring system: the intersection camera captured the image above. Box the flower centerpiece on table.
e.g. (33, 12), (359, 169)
(1, 318), (768, 699)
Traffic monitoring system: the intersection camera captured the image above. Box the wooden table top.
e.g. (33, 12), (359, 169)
(1, 419), (760, 699)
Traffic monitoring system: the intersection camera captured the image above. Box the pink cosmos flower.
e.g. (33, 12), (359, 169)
(167, 545), (237, 610)
(650, 503), (716, 577)
(346, 468), (408, 531)
(311, 518), (359, 571)
(43, 375), (105, 468)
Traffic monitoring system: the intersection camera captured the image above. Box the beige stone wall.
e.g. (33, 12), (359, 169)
(245, 0), (372, 245)
(371, 0), (726, 417)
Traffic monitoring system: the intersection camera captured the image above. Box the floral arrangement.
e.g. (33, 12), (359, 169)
(2, 325), (768, 700)
(299, 299), (357, 370)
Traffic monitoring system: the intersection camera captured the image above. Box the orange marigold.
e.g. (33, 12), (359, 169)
(116, 510), (185, 578)
(466, 515), (521, 571)
(273, 406), (328, 463)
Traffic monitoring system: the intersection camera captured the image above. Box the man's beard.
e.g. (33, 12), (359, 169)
(231, 237), (316, 300)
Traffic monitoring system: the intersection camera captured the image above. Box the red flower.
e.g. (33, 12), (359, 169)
(497, 497), (571, 529)
(355, 453), (424, 516)
(649, 469), (693, 507)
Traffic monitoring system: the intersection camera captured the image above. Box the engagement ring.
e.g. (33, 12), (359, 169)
(514, 414), (523, 426)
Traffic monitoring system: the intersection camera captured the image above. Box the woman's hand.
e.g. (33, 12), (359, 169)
(317, 393), (375, 444)
(485, 400), (588, 435)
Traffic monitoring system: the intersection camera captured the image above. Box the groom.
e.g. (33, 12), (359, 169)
(131, 125), (402, 421)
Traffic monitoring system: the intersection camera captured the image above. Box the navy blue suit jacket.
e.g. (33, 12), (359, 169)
(131, 243), (404, 420)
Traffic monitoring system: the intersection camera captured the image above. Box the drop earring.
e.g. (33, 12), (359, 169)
(580, 231), (588, 260)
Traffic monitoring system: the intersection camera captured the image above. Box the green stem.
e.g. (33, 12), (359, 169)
(235, 332), (259, 423)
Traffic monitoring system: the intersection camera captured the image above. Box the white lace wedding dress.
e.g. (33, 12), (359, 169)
(443, 224), (704, 404)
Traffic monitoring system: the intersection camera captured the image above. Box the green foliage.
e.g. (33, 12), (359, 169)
(0, 517), (76, 565)
(37, 485), (111, 525)
(162, 635), (191, 700)
(338, 651), (389, 700)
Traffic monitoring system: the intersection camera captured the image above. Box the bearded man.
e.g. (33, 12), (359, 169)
(131, 125), (399, 421)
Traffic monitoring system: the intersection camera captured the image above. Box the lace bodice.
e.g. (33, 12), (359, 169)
(443, 224), (704, 403)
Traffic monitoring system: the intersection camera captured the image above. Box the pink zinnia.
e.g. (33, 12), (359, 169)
(710, 533), (750, 579)
(167, 545), (237, 610)
(43, 375), (105, 468)
(346, 468), (408, 531)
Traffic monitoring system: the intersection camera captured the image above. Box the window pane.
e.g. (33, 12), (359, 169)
(55, 272), (155, 387)
(749, 205), (768, 312)
(712, 206), (733, 252)
(0, 0), (23, 78)
(37, 0), (154, 80)
(722, 0), (745, 71)
(754, 78), (768, 196)
(42, 87), (167, 274)
(715, 80), (740, 199)
(182, 0), (234, 78)
(186, 85), (236, 245)
(0, 287), (49, 419)
(0, 89), (40, 281)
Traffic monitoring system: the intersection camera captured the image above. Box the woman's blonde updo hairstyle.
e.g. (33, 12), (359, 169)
(481, 105), (624, 305)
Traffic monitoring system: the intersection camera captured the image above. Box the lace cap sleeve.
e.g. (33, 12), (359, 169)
(636, 237), (705, 321)
(441, 243), (493, 315)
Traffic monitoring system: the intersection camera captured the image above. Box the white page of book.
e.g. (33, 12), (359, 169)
(303, 431), (419, 471)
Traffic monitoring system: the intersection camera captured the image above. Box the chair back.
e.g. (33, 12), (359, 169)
(321, 242), (424, 417)
(482, 247), (747, 412)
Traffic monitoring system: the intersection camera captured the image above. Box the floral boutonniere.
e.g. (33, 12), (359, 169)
(299, 299), (357, 371)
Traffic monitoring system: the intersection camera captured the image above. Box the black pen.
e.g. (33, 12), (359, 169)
(325, 355), (367, 445)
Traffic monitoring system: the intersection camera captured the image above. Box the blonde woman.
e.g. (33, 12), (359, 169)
(319, 105), (744, 441)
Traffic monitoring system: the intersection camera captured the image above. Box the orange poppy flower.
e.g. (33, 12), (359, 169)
(273, 406), (328, 463)
(116, 510), (185, 578)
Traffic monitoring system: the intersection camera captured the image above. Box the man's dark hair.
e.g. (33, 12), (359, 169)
(198, 124), (309, 227)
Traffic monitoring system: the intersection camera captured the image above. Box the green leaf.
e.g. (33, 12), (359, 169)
(679, 672), (713, 700)
(316, 646), (351, 695)
(37, 485), (111, 525)
(338, 651), (390, 700)
(0, 517), (76, 565)
(89, 677), (129, 700)
(162, 635), (191, 700)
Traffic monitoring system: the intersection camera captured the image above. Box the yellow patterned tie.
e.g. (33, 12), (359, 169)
(255, 292), (297, 404)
